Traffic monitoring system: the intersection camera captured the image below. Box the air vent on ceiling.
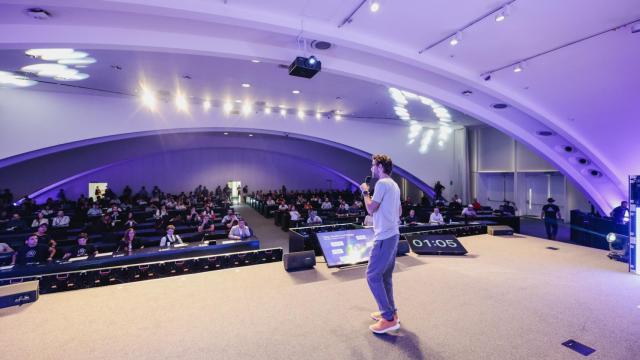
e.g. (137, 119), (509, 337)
(536, 130), (554, 136)
(310, 40), (332, 50)
(563, 146), (574, 153)
(492, 103), (508, 109)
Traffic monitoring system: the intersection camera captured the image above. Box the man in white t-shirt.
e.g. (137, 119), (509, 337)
(360, 154), (401, 334)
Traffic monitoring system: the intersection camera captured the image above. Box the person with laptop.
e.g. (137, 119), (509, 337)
(360, 154), (402, 334)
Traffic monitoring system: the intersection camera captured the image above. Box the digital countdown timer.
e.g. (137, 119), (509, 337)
(404, 233), (468, 255)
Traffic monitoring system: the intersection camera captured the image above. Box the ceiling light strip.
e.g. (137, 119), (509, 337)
(480, 16), (640, 77)
(418, 0), (517, 54)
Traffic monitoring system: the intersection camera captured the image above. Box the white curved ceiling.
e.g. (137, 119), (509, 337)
(0, 0), (638, 213)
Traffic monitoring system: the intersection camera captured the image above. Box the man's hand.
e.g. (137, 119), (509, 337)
(360, 183), (369, 193)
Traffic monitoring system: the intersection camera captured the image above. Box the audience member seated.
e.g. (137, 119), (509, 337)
(116, 228), (144, 252)
(448, 199), (463, 213)
(228, 219), (252, 240)
(63, 233), (98, 260)
(154, 205), (169, 220)
(197, 215), (216, 233)
(266, 197), (276, 206)
(289, 206), (301, 221)
(187, 207), (201, 225)
(461, 204), (477, 218)
(160, 225), (184, 247)
(5, 213), (27, 232)
(124, 212), (138, 228)
(51, 210), (70, 228)
(34, 223), (51, 243)
(94, 214), (115, 234)
(420, 194), (432, 207)
(41, 205), (54, 216)
(321, 198), (333, 210)
(307, 210), (323, 226)
(403, 209), (419, 225)
(221, 209), (237, 226)
(11, 234), (55, 265)
(499, 201), (516, 216)
(31, 211), (49, 228)
(429, 208), (445, 225)
(278, 203), (288, 211)
(303, 202), (313, 210)
(336, 203), (349, 216)
(472, 198), (482, 211)
(107, 204), (122, 214)
(87, 204), (102, 217)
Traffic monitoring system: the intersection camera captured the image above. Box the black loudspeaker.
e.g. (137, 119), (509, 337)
(487, 225), (514, 236)
(0, 280), (39, 308)
(397, 239), (410, 256)
(283, 250), (316, 272)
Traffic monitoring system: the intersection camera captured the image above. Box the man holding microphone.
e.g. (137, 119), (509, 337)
(360, 154), (402, 334)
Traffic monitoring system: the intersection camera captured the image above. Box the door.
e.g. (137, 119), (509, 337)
(227, 180), (242, 204)
(89, 182), (108, 201)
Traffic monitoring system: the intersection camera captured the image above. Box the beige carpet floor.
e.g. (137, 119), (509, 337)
(1, 232), (639, 359)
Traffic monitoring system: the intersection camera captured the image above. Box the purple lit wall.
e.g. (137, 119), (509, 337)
(30, 148), (352, 201)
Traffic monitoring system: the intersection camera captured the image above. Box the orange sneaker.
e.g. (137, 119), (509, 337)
(370, 311), (400, 323)
(369, 318), (400, 334)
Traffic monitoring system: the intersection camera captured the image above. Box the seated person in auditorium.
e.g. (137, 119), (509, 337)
(429, 208), (445, 225)
(63, 233), (98, 260)
(160, 225), (184, 247)
(307, 210), (323, 226)
(266, 197), (276, 206)
(363, 214), (374, 227)
(420, 194), (432, 207)
(12, 234), (55, 265)
(303, 202), (314, 210)
(124, 212), (137, 228)
(116, 228), (144, 252)
(461, 204), (477, 218)
(499, 201), (516, 216)
(31, 211), (49, 228)
(41, 205), (54, 216)
(34, 223), (51, 243)
(164, 197), (177, 209)
(336, 203), (349, 216)
(175, 201), (187, 211)
(228, 219), (252, 240)
(403, 209), (419, 225)
(472, 198), (482, 211)
(321, 198), (333, 210)
(352, 199), (363, 209)
(448, 198), (463, 213)
(451, 194), (462, 204)
(95, 214), (115, 233)
(154, 205), (169, 220)
(610, 201), (629, 224)
(197, 215), (216, 233)
(222, 210), (238, 228)
(87, 203), (102, 217)
(11, 234), (56, 265)
(289, 206), (301, 221)
(278, 203), (288, 211)
(52, 210), (70, 228)
(188, 207), (201, 225)
(107, 204), (122, 214)
(5, 213), (27, 232)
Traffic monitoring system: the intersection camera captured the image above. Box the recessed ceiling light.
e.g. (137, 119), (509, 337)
(203, 100), (211, 111)
(223, 102), (233, 113)
(280, 108), (286, 116)
(175, 92), (189, 112)
(242, 103), (252, 115)
(223, 132), (229, 135)
(514, 63), (524, 73)
(264, 107), (272, 114)
(297, 109), (305, 118)
(315, 112), (322, 119)
(235, 99), (242, 103)
(141, 86), (157, 110)
(449, 32), (462, 46)
(369, 1), (380, 12)
(241, 83), (251, 88)
(249, 134), (254, 137)
(292, 90), (300, 94)
(251, 59), (260, 63)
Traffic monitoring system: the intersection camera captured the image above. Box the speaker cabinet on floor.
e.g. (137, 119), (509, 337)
(283, 250), (316, 272)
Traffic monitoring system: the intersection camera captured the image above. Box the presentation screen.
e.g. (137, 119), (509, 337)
(316, 228), (375, 268)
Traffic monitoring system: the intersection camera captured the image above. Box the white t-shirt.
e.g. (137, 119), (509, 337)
(371, 177), (401, 240)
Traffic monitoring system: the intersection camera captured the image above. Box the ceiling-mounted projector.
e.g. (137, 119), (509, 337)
(288, 56), (321, 79)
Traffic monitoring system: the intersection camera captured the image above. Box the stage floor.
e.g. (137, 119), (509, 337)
(1, 234), (638, 360)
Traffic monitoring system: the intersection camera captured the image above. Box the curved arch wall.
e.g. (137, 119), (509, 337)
(0, 89), (468, 202)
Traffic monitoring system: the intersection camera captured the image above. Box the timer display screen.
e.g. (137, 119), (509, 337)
(404, 233), (468, 255)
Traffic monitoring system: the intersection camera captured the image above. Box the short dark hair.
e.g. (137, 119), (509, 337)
(372, 154), (393, 175)
(77, 232), (89, 241)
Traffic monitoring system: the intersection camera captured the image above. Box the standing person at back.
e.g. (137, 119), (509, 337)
(360, 154), (402, 334)
(541, 197), (561, 240)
